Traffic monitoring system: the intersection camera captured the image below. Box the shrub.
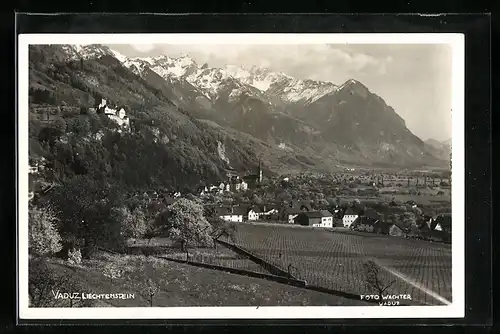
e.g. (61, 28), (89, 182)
(28, 205), (63, 257)
(67, 248), (82, 265)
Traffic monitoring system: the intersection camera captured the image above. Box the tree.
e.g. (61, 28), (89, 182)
(363, 260), (396, 299)
(208, 217), (237, 249)
(48, 175), (126, 258)
(127, 260), (165, 307)
(412, 206), (423, 216)
(67, 116), (91, 136)
(155, 198), (212, 255)
(401, 212), (417, 230)
(28, 205), (63, 257)
(38, 120), (67, 146)
(120, 207), (148, 239)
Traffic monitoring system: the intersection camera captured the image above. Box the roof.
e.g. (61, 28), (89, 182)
(215, 206), (233, 216)
(248, 206), (262, 213)
(233, 206), (250, 215)
(373, 221), (392, 233)
(355, 216), (379, 226)
(283, 206), (303, 215)
(364, 208), (382, 219)
(243, 174), (259, 181)
(163, 196), (175, 205)
(262, 204), (279, 212)
(319, 210), (333, 217)
(298, 211), (330, 219)
(390, 222), (406, 231)
(432, 213), (452, 230)
(344, 207), (359, 215)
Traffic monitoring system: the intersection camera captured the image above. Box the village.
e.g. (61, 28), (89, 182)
(27, 99), (451, 244)
(28, 145), (451, 244)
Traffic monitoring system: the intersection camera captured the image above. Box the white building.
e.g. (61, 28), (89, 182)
(342, 208), (359, 228)
(217, 206), (247, 223)
(261, 207), (279, 217)
(318, 210), (334, 228)
(28, 164), (39, 174)
(247, 208), (261, 221)
(99, 99), (130, 129)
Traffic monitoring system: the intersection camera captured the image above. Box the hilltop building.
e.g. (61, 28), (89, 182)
(96, 98), (130, 130)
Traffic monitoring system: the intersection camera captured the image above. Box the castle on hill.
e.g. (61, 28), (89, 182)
(95, 98), (130, 130)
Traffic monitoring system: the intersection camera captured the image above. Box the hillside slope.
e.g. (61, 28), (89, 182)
(28, 45), (265, 191)
(29, 43), (448, 185)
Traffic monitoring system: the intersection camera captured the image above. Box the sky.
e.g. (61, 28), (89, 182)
(108, 43), (453, 142)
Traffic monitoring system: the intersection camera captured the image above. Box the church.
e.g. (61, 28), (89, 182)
(242, 161), (263, 189)
(224, 161), (263, 190)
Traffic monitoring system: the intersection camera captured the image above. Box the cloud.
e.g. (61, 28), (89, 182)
(130, 44), (156, 53)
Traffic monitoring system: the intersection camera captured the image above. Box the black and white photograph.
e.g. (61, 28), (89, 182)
(18, 33), (464, 319)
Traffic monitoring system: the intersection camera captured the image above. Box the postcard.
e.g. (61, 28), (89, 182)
(17, 33), (464, 319)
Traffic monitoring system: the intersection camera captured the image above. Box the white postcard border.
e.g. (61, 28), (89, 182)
(17, 33), (465, 320)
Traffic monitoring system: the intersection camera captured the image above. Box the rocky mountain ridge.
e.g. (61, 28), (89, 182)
(39, 44), (448, 169)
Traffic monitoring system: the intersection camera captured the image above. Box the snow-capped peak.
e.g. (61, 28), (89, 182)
(60, 44), (117, 61)
(338, 79), (363, 90)
(127, 54), (199, 78)
(224, 65), (292, 92)
(222, 64), (339, 105)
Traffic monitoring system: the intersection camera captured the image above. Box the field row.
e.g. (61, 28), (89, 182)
(221, 223), (452, 305)
(127, 240), (273, 276)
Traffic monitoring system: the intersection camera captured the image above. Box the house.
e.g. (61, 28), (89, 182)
(281, 206), (303, 224)
(228, 177), (248, 192)
(247, 206), (262, 221)
(260, 205), (280, 217)
(373, 221), (392, 235)
(342, 207), (359, 228)
(294, 211), (333, 228)
(389, 223), (406, 237)
(431, 213), (452, 233)
(351, 216), (378, 232)
(28, 164), (39, 174)
(318, 210), (334, 228)
(162, 196), (176, 206)
(216, 206), (246, 223)
(363, 208), (383, 221)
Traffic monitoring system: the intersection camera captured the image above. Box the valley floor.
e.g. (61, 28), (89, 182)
(220, 222), (452, 306)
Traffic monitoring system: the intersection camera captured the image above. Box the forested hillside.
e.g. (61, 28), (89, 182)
(28, 45), (265, 194)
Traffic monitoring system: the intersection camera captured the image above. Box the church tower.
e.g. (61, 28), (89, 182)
(258, 160), (263, 183)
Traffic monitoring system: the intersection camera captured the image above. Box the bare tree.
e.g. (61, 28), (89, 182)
(144, 278), (161, 307)
(363, 260), (396, 299)
(127, 261), (166, 307)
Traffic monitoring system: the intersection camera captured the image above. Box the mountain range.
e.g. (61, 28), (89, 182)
(29, 44), (450, 185)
